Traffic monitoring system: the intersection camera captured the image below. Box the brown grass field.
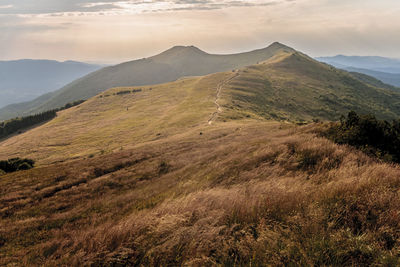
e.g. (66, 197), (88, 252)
(1, 51), (400, 266)
(2, 121), (400, 265)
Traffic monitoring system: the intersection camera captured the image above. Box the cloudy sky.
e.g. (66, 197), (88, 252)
(1, 0), (399, 63)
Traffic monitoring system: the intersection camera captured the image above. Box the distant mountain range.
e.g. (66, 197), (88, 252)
(0, 60), (103, 109)
(316, 55), (400, 87)
(0, 42), (295, 121)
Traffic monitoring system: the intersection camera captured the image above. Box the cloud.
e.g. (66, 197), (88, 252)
(0, 0), (121, 14)
(0, 0), (290, 15)
(2, 0), (400, 62)
(0, 14), (68, 33)
(151, 0), (282, 12)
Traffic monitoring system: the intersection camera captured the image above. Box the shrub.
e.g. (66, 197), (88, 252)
(323, 111), (400, 163)
(116, 90), (131, 95)
(158, 161), (170, 175)
(17, 162), (33, 171)
(0, 158), (35, 173)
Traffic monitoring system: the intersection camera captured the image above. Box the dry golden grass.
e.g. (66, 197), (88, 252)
(1, 120), (400, 266)
(0, 71), (233, 165)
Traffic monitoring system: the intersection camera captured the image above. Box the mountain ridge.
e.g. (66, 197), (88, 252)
(0, 42), (295, 121)
(3, 47), (400, 163)
(221, 51), (400, 122)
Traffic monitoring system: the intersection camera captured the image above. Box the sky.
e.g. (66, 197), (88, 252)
(1, 0), (400, 63)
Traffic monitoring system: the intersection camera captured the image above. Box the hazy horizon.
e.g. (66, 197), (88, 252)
(2, 44), (400, 66)
(1, 0), (400, 63)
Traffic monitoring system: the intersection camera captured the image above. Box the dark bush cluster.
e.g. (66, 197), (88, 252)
(115, 90), (132, 95)
(0, 100), (85, 140)
(115, 89), (142, 96)
(0, 158), (35, 174)
(0, 110), (57, 139)
(324, 111), (400, 163)
(63, 100), (85, 109)
(158, 161), (170, 175)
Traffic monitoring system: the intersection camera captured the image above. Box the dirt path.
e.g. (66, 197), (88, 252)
(208, 72), (239, 125)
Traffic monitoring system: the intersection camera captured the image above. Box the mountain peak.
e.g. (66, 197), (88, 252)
(158, 45), (208, 57)
(267, 42), (295, 52)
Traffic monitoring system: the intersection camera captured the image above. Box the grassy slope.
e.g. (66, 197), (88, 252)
(2, 121), (400, 266)
(0, 72), (233, 164)
(2, 51), (400, 265)
(221, 52), (400, 122)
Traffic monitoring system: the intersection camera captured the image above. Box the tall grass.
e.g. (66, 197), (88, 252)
(2, 122), (399, 265)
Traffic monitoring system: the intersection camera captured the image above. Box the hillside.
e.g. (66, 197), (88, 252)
(0, 60), (102, 109)
(2, 49), (400, 164)
(0, 72), (232, 163)
(0, 42), (294, 121)
(2, 114), (400, 265)
(221, 52), (400, 122)
(2, 47), (400, 265)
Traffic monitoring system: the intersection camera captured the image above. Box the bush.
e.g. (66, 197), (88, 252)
(115, 90), (131, 95)
(0, 158), (35, 173)
(323, 111), (400, 163)
(158, 161), (170, 175)
(17, 162), (33, 171)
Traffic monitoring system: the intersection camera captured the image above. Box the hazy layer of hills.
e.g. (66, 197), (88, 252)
(0, 42), (294, 121)
(317, 55), (400, 73)
(2, 43), (400, 265)
(0, 60), (102, 109)
(345, 67), (400, 88)
(317, 55), (400, 87)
